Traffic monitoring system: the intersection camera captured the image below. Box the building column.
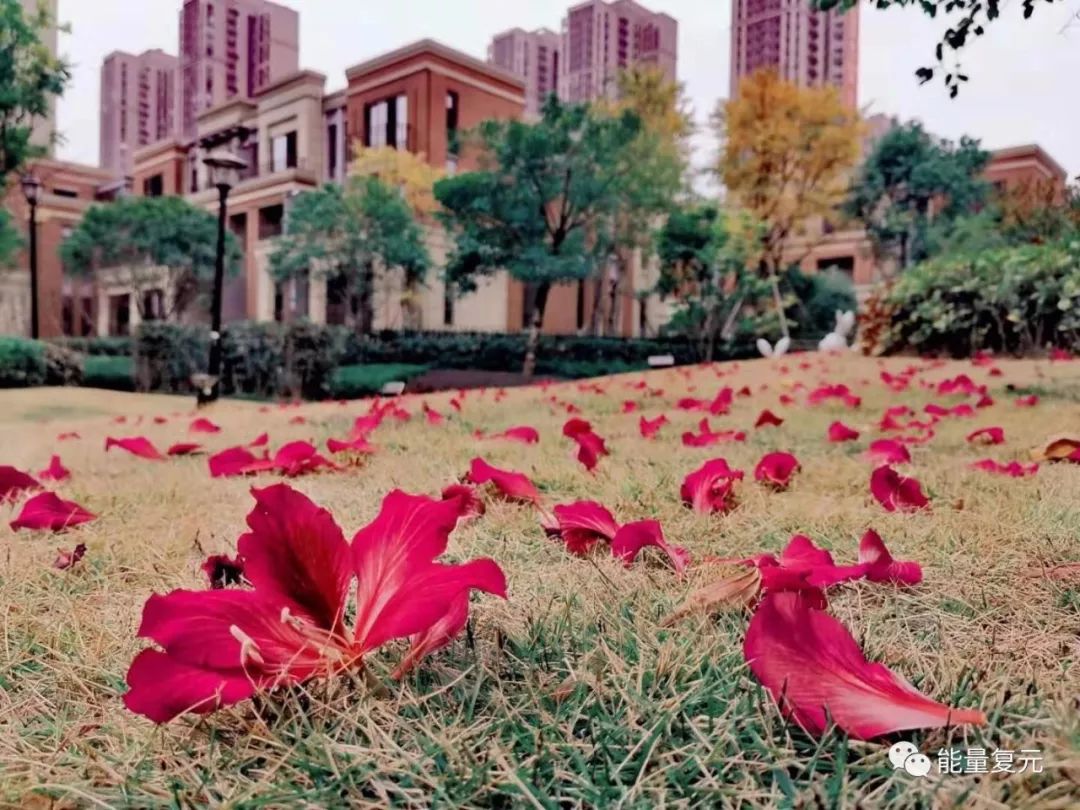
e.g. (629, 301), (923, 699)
(308, 274), (326, 323)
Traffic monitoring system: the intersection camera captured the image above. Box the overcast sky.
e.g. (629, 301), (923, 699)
(55, 0), (1080, 180)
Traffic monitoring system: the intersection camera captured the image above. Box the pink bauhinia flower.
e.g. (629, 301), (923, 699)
(123, 484), (506, 723)
(870, 466), (930, 512)
(680, 458), (744, 514)
(743, 591), (984, 740)
(105, 436), (165, 461)
(857, 530), (922, 585)
(966, 426), (1004, 445)
(970, 459), (1039, 478)
(422, 403), (444, 425)
(681, 418), (745, 448)
(754, 409), (784, 428)
(10, 491), (96, 532)
(639, 414), (668, 439)
(202, 554), (245, 589)
(440, 484), (486, 520)
(827, 421), (859, 442)
(754, 452), (800, 491)
(545, 501), (687, 572)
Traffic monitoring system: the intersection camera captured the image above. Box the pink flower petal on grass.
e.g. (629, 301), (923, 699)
(10, 491), (96, 532)
(870, 466), (930, 512)
(966, 426), (1004, 445)
(680, 458), (744, 514)
(38, 455), (70, 482)
(866, 439), (910, 465)
(53, 542), (87, 570)
(1, 466), (41, 501)
(440, 484), (486, 520)
(208, 446), (272, 478)
(106, 436), (165, 461)
(754, 409), (783, 428)
(610, 519), (689, 573)
(857, 530), (922, 585)
(327, 436), (377, 455)
(970, 459), (1038, 478)
(827, 421), (860, 442)
(549, 500), (619, 555)
(465, 458), (541, 504)
(272, 441), (339, 477)
(1015, 395), (1039, 407)
(744, 590), (984, 740)
(489, 426), (540, 445)
(754, 452), (800, 491)
(639, 414), (668, 439)
(190, 417), (221, 434)
(167, 443), (204, 457)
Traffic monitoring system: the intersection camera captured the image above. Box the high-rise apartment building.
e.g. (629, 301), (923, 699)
(179, 0), (300, 136)
(487, 27), (561, 116)
(560, 0), (677, 103)
(100, 50), (182, 177)
(729, 0), (858, 109)
(21, 0), (58, 156)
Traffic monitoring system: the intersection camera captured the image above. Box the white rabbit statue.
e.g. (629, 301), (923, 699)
(756, 336), (791, 358)
(818, 310), (856, 352)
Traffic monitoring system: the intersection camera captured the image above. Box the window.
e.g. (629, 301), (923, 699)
(108, 293), (131, 336)
(271, 131), (297, 171)
(143, 174), (164, 197)
(327, 122), (338, 179)
(61, 295), (73, 336)
(229, 212), (246, 241)
(443, 282), (455, 326)
(364, 93), (408, 149)
(446, 90), (459, 147)
(79, 297), (93, 336)
(142, 289), (165, 321)
(576, 280), (585, 330)
(52, 188), (77, 198)
(816, 256), (855, 277)
(258, 204), (284, 239)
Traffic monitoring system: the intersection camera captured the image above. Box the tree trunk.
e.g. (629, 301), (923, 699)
(589, 272), (604, 336)
(522, 281), (551, 378)
(357, 264), (375, 333)
(605, 253), (622, 336)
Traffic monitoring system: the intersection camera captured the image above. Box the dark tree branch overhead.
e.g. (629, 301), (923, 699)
(813, 0), (1066, 97)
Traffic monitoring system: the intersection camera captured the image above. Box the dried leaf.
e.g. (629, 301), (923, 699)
(1030, 435), (1080, 462)
(661, 567), (762, 626)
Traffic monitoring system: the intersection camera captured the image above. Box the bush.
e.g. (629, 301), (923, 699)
(880, 240), (1080, 356)
(43, 343), (84, 386)
(329, 363), (429, 399)
(51, 336), (132, 356)
(84, 355), (135, 391)
(784, 267), (858, 340)
(282, 321), (344, 400)
(220, 322), (285, 397)
(134, 322), (207, 393)
(0, 336), (46, 387)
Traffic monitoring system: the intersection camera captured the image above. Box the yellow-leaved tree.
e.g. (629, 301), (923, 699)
(715, 70), (861, 337)
(349, 144), (443, 220)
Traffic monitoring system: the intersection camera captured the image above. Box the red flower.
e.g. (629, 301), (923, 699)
(966, 426), (1004, 445)
(870, 465), (930, 512)
(708, 387), (734, 415)
(190, 417), (221, 434)
(440, 484), (486, 520)
(970, 459), (1038, 478)
(865, 439), (910, 465)
(744, 591), (984, 740)
(167, 443), (204, 457)
(488, 426), (540, 445)
(610, 520), (689, 573)
(1, 466), (41, 502)
(571, 430), (608, 472)
(936, 374), (980, 396)
(682, 418), (745, 448)
(422, 403), (444, 425)
(202, 554), (245, 589)
(754, 409), (784, 428)
(37, 455), (70, 482)
(249, 432), (270, 448)
(676, 397), (707, 411)
(1015, 395), (1039, 407)
(827, 421), (859, 442)
(639, 414), (668, 439)
(680, 458), (744, 514)
(326, 435), (377, 455)
(807, 384), (860, 408)
(548, 500), (619, 555)
(54, 542), (87, 570)
(208, 446), (272, 478)
(123, 484), (506, 723)
(106, 436), (165, 461)
(754, 452), (800, 490)
(562, 418), (593, 438)
(10, 491), (96, 532)
(272, 441), (338, 477)
(621, 400), (639, 413)
(465, 458), (541, 504)
(857, 530), (922, 585)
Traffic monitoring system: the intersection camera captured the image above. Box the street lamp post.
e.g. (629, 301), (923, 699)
(199, 150), (247, 405)
(20, 173), (41, 339)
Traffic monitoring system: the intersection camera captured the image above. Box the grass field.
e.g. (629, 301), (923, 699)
(1, 355), (1078, 808)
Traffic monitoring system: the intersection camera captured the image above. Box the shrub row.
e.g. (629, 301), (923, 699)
(872, 240), (1080, 357)
(0, 337), (86, 388)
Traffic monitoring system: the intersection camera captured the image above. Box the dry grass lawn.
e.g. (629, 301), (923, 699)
(0, 355), (1078, 808)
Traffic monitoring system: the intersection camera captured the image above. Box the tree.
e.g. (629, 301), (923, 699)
(997, 178), (1080, 246)
(0, 0), (70, 184)
(715, 70), (861, 337)
(655, 203), (759, 360)
(269, 177), (430, 332)
(813, 0), (1066, 97)
(349, 144), (443, 220)
(846, 121), (989, 271)
(60, 196), (241, 320)
(587, 67), (690, 336)
(434, 97), (643, 376)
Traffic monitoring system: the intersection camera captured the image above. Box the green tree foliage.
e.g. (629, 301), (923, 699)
(846, 121), (990, 271)
(0, 0), (70, 181)
(813, 0), (1065, 97)
(655, 203), (762, 360)
(434, 97), (644, 375)
(60, 196), (241, 319)
(270, 177), (430, 332)
(0, 208), (21, 265)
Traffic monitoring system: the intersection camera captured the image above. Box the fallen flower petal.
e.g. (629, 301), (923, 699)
(488, 426), (540, 445)
(870, 466), (930, 512)
(754, 409), (784, 428)
(865, 439), (911, 466)
(10, 491), (96, 532)
(1015, 395), (1039, 407)
(549, 500), (619, 555)
(208, 446), (273, 478)
(610, 519), (689, 573)
(857, 530), (922, 585)
(1029, 435), (1080, 462)
(680, 458), (744, 514)
(105, 436), (165, 461)
(639, 414), (668, 439)
(970, 459), (1038, 478)
(190, 417), (221, 434)
(754, 452), (800, 491)
(53, 542), (87, 570)
(272, 441), (339, 477)
(827, 421), (860, 442)
(562, 418), (593, 438)
(966, 427), (1004, 445)
(38, 455), (71, 482)
(327, 435), (377, 455)
(465, 458), (541, 504)
(201, 554), (245, 589)
(743, 590), (985, 740)
(167, 443), (204, 457)
(440, 484), (486, 520)
(1, 465), (41, 501)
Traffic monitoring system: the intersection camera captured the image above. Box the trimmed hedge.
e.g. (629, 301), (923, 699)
(84, 355), (135, 391)
(330, 363), (429, 399)
(876, 240), (1080, 357)
(51, 336), (132, 357)
(0, 336), (47, 387)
